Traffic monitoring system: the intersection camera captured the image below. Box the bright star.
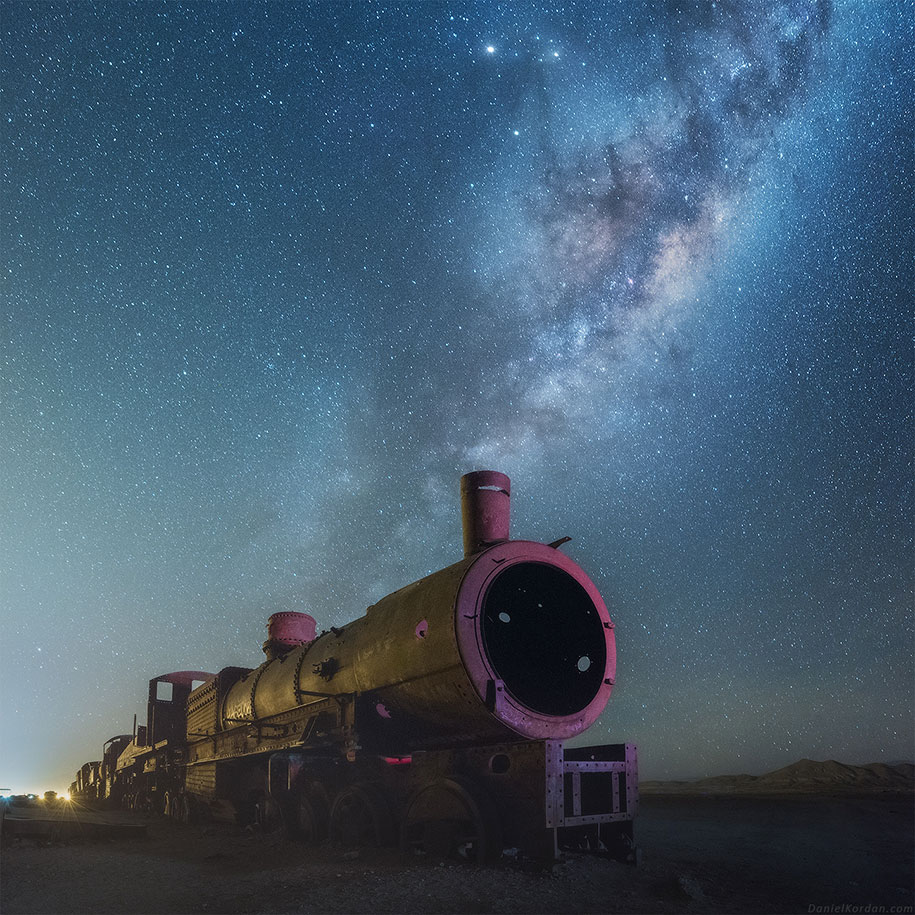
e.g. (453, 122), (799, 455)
(486, 46), (495, 54)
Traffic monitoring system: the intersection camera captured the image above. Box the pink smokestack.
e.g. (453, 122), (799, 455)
(461, 470), (511, 557)
(263, 611), (316, 659)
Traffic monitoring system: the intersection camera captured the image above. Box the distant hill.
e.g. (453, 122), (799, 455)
(641, 759), (915, 794)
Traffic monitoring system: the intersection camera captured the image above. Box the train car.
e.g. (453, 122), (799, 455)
(70, 677), (208, 810)
(180, 471), (637, 860)
(72, 761), (101, 802)
(99, 734), (133, 805)
(111, 671), (213, 813)
(69, 471), (637, 861)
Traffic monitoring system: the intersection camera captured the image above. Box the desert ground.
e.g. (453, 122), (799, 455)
(2, 792), (912, 915)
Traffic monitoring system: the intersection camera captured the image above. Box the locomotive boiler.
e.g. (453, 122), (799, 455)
(71, 471), (637, 862)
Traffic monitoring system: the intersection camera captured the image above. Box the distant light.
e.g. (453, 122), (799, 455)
(486, 46), (495, 54)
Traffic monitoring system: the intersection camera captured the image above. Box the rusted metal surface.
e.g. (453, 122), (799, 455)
(146, 671), (215, 747)
(100, 734), (132, 801)
(461, 469), (511, 556)
(216, 523), (615, 752)
(546, 742), (638, 828)
(263, 611), (316, 660)
(68, 470), (637, 860)
(454, 540), (616, 741)
(406, 740), (636, 856)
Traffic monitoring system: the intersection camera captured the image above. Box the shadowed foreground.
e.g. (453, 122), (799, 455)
(2, 794), (912, 914)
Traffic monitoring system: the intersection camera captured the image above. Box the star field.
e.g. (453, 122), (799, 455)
(1, 0), (912, 793)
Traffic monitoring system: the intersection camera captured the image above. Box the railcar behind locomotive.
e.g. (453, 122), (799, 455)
(69, 471), (637, 861)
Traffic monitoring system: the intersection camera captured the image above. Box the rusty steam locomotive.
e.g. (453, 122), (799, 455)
(69, 471), (637, 861)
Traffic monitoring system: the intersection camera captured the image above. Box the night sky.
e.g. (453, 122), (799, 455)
(2, 0), (912, 795)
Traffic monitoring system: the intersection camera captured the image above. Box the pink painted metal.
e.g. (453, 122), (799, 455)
(265, 611), (317, 650)
(454, 540), (616, 741)
(263, 612), (317, 659)
(153, 670), (215, 688)
(461, 470), (511, 556)
(221, 470), (616, 749)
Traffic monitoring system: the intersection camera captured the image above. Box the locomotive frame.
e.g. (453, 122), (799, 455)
(69, 471), (638, 862)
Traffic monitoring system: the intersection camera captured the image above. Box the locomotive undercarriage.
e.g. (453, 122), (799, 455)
(177, 729), (638, 863)
(112, 742), (188, 818)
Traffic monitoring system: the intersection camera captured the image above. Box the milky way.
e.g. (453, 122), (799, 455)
(2, 0), (912, 792)
(445, 0), (834, 468)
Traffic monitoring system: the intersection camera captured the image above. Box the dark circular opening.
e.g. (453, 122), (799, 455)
(481, 562), (607, 716)
(489, 753), (511, 774)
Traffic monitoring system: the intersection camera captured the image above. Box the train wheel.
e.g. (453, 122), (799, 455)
(293, 781), (330, 844)
(400, 777), (501, 864)
(254, 793), (286, 835)
(329, 783), (393, 847)
(176, 794), (191, 825)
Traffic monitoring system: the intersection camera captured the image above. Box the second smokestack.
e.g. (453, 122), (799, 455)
(461, 470), (511, 556)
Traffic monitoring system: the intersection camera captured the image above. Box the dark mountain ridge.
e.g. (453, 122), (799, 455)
(641, 759), (915, 794)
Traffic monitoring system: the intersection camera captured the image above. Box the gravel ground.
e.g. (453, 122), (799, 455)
(2, 794), (912, 914)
